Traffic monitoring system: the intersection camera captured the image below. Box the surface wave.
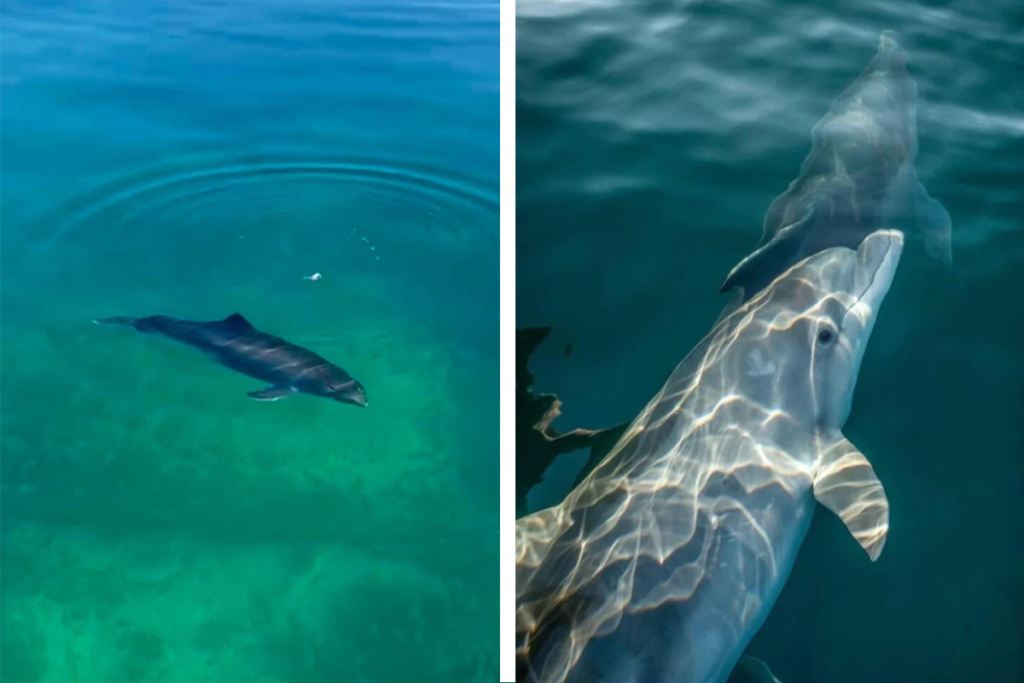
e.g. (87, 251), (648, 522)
(25, 155), (499, 254)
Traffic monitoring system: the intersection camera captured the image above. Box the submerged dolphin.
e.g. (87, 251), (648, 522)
(722, 31), (949, 301)
(94, 313), (368, 406)
(516, 230), (902, 683)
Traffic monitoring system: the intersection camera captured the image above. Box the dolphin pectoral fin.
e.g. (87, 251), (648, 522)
(913, 180), (953, 265)
(729, 655), (784, 683)
(813, 435), (889, 561)
(884, 165), (953, 265)
(247, 386), (295, 401)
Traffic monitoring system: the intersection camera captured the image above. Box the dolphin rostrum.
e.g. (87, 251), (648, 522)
(516, 230), (903, 683)
(722, 31), (950, 301)
(94, 313), (368, 406)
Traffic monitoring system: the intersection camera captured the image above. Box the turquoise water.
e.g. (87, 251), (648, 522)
(517, 0), (1022, 681)
(1, 0), (497, 680)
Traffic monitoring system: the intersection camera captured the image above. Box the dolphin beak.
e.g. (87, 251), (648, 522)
(336, 392), (368, 407)
(853, 229), (904, 317)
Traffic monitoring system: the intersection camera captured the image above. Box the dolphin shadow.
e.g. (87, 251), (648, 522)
(516, 326), (628, 517)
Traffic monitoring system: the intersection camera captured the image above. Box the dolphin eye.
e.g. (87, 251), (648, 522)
(818, 328), (835, 344)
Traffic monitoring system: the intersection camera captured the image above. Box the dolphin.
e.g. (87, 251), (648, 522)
(721, 31), (950, 301)
(94, 313), (368, 406)
(516, 230), (903, 683)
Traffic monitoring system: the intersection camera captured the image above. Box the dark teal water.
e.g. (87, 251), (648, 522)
(517, 0), (1023, 681)
(1, 0), (497, 680)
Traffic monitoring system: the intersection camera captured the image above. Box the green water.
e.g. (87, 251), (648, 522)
(1, 1), (498, 681)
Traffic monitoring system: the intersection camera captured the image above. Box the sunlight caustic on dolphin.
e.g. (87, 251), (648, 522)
(516, 230), (903, 683)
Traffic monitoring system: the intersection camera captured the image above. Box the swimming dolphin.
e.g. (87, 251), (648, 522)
(516, 230), (902, 683)
(94, 313), (368, 406)
(721, 31), (949, 301)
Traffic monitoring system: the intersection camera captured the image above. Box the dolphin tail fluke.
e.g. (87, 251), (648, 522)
(873, 30), (906, 74)
(813, 435), (890, 561)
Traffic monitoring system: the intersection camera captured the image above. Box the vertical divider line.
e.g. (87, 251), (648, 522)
(498, 0), (516, 679)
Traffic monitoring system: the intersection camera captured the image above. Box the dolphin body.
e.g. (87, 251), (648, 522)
(94, 313), (368, 406)
(516, 230), (903, 683)
(721, 31), (950, 302)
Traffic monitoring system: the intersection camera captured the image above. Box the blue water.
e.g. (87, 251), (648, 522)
(517, 0), (1023, 680)
(1, 0), (497, 680)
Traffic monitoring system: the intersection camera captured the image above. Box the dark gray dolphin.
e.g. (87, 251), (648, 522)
(94, 313), (368, 406)
(721, 31), (951, 301)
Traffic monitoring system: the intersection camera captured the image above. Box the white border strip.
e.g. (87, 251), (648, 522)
(498, 0), (516, 675)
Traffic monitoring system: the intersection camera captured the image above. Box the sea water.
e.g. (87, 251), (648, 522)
(516, 0), (1022, 680)
(1, 0), (498, 680)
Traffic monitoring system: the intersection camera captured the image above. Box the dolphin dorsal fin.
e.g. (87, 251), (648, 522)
(813, 435), (889, 561)
(719, 208), (814, 296)
(221, 313), (255, 332)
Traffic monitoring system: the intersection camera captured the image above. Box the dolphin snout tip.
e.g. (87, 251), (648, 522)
(859, 229), (904, 264)
(345, 394), (368, 408)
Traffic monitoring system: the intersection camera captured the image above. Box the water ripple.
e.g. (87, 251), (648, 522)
(24, 155), (497, 255)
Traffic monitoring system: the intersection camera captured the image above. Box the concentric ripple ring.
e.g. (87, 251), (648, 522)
(24, 156), (498, 254)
